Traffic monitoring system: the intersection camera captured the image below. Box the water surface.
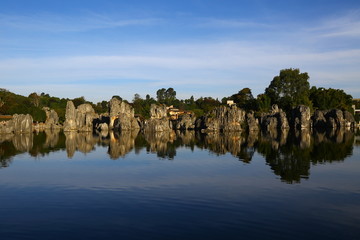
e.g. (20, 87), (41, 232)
(0, 129), (359, 240)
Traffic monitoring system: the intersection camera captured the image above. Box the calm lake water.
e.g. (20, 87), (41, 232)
(1, 129), (359, 240)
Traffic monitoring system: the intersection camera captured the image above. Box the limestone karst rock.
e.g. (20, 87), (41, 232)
(12, 114), (33, 134)
(292, 105), (311, 129)
(0, 114), (32, 134)
(312, 109), (356, 130)
(198, 105), (246, 132)
(260, 105), (289, 132)
(42, 107), (60, 130)
(64, 101), (97, 132)
(109, 97), (140, 131)
(174, 114), (196, 130)
(143, 104), (172, 132)
(63, 101), (77, 132)
(76, 103), (97, 132)
(312, 110), (327, 130)
(246, 111), (259, 132)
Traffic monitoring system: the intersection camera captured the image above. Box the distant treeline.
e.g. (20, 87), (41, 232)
(0, 68), (358, 122)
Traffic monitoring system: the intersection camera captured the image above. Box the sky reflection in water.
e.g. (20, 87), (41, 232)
(0, 129), (359, 240)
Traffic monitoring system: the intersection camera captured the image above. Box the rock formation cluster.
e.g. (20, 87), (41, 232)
(0, 98), (357, 136)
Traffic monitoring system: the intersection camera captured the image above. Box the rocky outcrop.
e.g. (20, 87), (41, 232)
(174, 114), (196, 130)
(42, 107), (60, 130)
(326, 109), (344, 129)
(312, 109), (356, 130)
(246, 111), (259, 131)
(260, 105), (289, 132)
(63, 101), (77, 131)
(0, 114), (33, 134)
(312, 110), (327, 130)
(12, 114), (33, 134)
(109, 97), (140, 131)
(64, 101), (97, 132)
(0, 120), (14, 134)
(150, 104), (167, 119)
(76, 104), (97, 132)
(143, 104), (172, 132)
(343, 111), (356, 128)
(197, 105), (246, 132)
(292, 105), (311, 129)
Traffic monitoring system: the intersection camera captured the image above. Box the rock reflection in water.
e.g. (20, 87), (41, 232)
(12, 133), (33, 152)
(261, 128), (289, 150)
(64, 131), (101, 158)
(0, 128), (356, 184)
(44, 129), (61, 148)
(197, 131), (257, 163)
(108, 130), (139, 159)
(144, 131), (177, 159)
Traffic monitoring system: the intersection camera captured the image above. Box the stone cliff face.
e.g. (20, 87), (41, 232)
(260, 105), (289, 132)
(109, 97), (140, 131)
(63, 101), (97, 132)
(246, 111), (259, 132)
(312, 109), (356, 130)
(150, 104), (167, 119)
(312, 110), (327, 130)
(174, 114), (196, 130)
(197, 105), (246, 132)
(292, 105), (311, 129)
(13, 114), (33, 134)
(76, 104), (97, 132)
(42, 107), (60, 130)
(0, 114), (33, 134)
(63, 101), (77, 131)
(143, 104), (172, 132)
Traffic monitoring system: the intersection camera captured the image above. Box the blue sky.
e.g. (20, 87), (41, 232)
(1, 0), (359, 102)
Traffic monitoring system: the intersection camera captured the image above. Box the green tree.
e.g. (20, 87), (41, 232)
(256, 94), (271, 113)
(156, 88), (166, 103)
(28, 92), (40, 107)
(72, 96), (86, 108)
(265, 68), (312, 111)
(156, 87), (177, 105)
(229, 88), (257, 111)
(310, 87), (353, 112)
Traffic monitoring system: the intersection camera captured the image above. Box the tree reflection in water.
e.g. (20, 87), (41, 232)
(0, 128), (356, 183)
(257, 128), (354, 183)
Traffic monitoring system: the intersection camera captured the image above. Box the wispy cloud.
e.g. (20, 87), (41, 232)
(1, 41), (359, 99)
(305, 10), (360, 38)
(1, 9), (360, 101)
(0, 13), (161, 32)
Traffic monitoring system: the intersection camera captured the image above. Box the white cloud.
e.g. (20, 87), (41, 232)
(1, 10), (360, 101)
(1, 40), (359, 101)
